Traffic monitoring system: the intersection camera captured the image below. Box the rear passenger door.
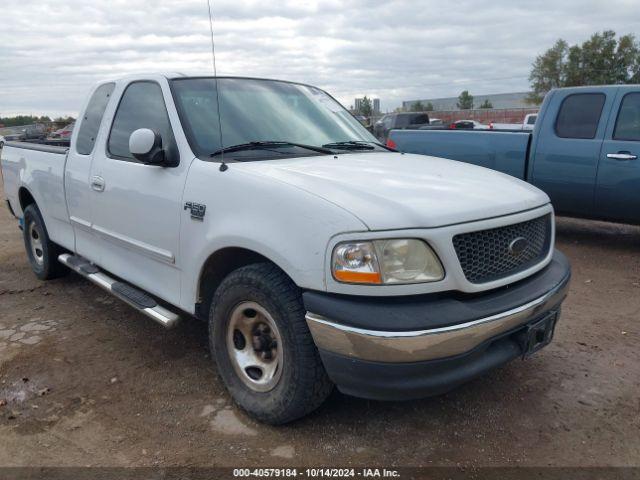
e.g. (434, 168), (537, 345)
(530, 90), (613, 216)
(65, 82), (115, 261)
(595, 88), (640, 223)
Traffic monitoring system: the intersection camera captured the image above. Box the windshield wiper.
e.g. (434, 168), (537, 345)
(209, 141), (334, 157)
(321, 140), (385, 151)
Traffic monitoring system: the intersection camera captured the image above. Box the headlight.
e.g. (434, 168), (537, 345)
(332, 239), (444, 285)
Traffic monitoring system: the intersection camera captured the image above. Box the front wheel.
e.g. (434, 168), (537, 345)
(209, 263), (333, 424)
(22, 204), (68, 280)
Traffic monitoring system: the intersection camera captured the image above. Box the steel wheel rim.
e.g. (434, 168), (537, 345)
(226, 301), (284, 392)
(28, 221), (44, 266)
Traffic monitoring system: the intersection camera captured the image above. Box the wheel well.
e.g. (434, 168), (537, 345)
(196, 247), (277, 320)
(18, 187), (36, 213)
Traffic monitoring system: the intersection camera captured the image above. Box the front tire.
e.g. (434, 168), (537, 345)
(209, 263), (333, 424)
(22, 204), (68, 280)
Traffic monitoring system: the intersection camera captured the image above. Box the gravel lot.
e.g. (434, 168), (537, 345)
(0, 179), (638, 467)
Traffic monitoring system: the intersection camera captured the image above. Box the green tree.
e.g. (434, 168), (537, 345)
(410, 101), (424, 112)
(0, 115), (55, 127)
(457, 90), (474, 110)
(53, 116), (76, 125)
(425, 102), (434, 111)
(359, 96), (373, 117)
(479, 99), (493, 109)
(528, 31), (640, 104)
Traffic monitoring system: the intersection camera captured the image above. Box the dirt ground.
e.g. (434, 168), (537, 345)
(0, 180), (638, 468)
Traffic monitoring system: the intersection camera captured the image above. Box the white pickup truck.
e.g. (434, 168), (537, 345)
(1, 74), (570, 424)
(489, 113), (538, 131)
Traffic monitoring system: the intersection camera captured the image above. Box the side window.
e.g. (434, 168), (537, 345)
(396, 115), (411, 128)
(76, 83), (115, 155)
(613, 93), (640, 141)
(411, 114), (429, 125)
(108, 82), (176, 161)
(555, 93), (605, 139)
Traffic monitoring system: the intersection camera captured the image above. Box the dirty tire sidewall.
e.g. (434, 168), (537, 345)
(22, 204), (67, 280)
(209, 263), (333, 425)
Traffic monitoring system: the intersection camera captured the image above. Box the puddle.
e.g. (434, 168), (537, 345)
(210, 409), (257, 436)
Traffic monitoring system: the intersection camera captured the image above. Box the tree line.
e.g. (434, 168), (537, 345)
(0, 115), (75, 128)
(409, 92), (492, 112)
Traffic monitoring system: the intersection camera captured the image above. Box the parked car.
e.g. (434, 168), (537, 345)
(389, 85), (640, 225)
(490, 113), (539, 131)
(0, 135), (4, 149)
(3, 131), (24, 142)
(19, 125), (46, 142)
(49, 122), (75, 141)
(523, 113), (538, 130)
(449, 119), (489, 130)
(373, 112), (430, 141)
(1, 74), (571, 424)
(353, 115), (368, 126)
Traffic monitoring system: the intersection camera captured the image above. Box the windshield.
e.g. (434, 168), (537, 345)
(170, 77), (380, 160)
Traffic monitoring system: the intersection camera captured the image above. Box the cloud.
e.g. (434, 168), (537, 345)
(0, 0), (638, 116)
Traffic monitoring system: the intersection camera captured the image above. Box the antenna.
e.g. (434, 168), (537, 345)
(206, 0), (227, 172)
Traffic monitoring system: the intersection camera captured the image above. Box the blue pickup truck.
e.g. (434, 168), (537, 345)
(389, 85), (640, 225)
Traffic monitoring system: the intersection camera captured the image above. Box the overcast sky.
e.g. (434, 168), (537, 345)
(0, 0), (638, 117)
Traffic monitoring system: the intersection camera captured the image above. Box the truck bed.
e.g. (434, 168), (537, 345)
(389, 130), (531, 179)
(1, 141), (72, 247)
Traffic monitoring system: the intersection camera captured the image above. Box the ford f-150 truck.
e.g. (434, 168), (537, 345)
(389, 85), (640, 225)
(1, 74), (571, 424)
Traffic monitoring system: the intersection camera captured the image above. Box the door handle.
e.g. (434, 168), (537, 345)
(90, 175), (105, 192)
(607, 152), (637, 161)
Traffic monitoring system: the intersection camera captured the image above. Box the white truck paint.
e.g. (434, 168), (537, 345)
(490, 113), (538, 131)
(1, 74), (570, 424)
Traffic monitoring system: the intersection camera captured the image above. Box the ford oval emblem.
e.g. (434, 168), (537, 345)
(509, 237), (529, 256)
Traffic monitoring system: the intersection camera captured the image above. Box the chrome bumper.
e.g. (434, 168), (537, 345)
(306, 278), (570, 363)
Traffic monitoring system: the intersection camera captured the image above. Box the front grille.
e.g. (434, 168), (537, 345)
(453, 214), (552, 284)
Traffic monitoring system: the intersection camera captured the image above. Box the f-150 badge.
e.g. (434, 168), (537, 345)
(184, 202), (206, 220)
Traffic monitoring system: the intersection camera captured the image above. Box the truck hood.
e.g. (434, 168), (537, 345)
(241, 152), (549, 230)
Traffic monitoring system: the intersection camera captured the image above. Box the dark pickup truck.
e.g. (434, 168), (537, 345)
(389, 85), (640, 225)
(373, 112), (430, 142)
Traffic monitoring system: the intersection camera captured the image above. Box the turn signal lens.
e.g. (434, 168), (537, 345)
(332, 242), (382, 284)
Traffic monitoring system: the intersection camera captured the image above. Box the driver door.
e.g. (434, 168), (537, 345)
(88, 80), (187, 305)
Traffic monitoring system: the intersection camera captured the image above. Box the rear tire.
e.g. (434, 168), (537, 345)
(209, 263), (333, 424)
(22, 204), (68, 280)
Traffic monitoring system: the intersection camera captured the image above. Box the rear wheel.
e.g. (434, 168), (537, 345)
(209, 263), (333, 424)
(22, 204), (68, 280)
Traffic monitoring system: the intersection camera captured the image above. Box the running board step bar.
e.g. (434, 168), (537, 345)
(58, 253), (181, 329)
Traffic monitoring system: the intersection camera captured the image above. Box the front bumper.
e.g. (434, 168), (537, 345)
(304, 250), (571, 400)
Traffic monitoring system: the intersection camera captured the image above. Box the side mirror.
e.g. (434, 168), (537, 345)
(129, 128), (165, 165)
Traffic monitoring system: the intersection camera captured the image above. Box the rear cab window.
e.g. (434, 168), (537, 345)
(555, 93), (606, 139)
(613, 93), (640, 141)
(76, 83), (115, 155)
